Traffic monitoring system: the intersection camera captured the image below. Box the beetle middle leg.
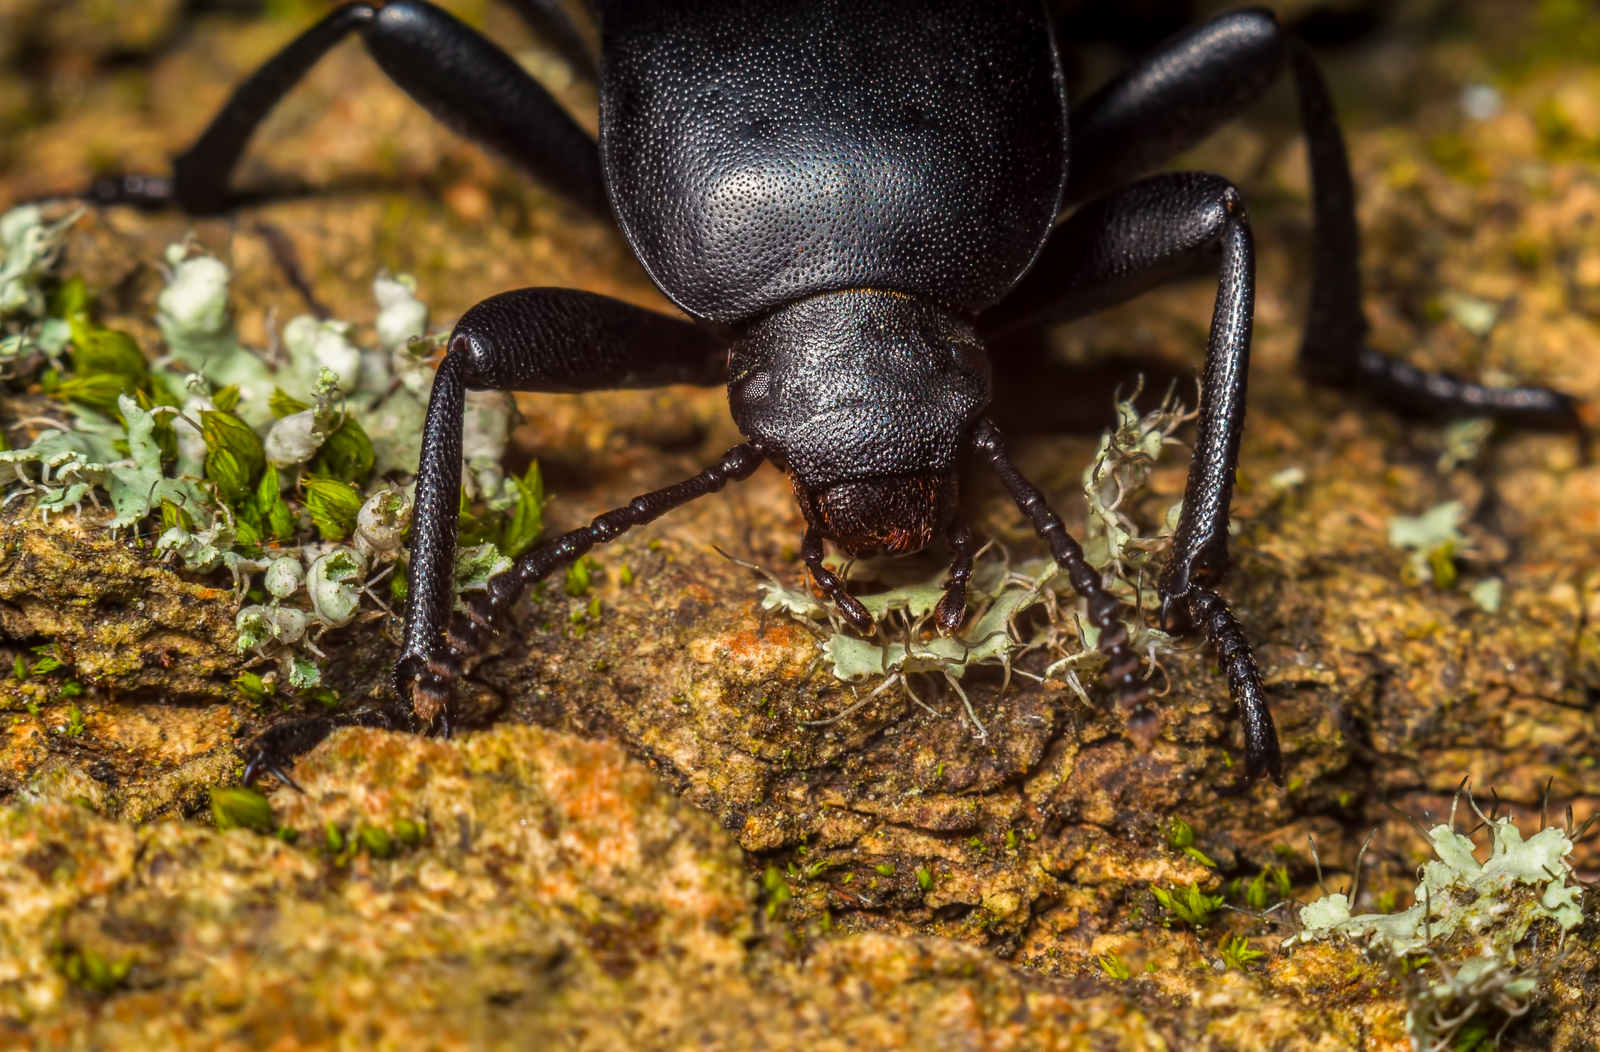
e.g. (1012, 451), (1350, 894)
(980, 171), (1281, 785)
(1023, 8), (1577, 431)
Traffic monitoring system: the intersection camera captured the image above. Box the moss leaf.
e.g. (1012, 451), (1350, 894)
(310, 414), (374, 484)
(302, 477), (362, 541)
(499, 460), (544, 558)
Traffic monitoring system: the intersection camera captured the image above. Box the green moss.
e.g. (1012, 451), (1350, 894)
(1151, 883), (1223, 928)
(358, 824), (394, 859)
(1098, 953), (1131, 981)
(210, 786), (275, 833)
(1217, 934), (1265, 970)
(52, 946), (132, 995)
(565, 554), (595, 597)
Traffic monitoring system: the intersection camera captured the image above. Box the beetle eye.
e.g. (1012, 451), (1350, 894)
(741, 370), (771, 401)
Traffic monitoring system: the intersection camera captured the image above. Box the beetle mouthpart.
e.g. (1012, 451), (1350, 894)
(410, 679), (450, 725)
(797, 472), (948, 559)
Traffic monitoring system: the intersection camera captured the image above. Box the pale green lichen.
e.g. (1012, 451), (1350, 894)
(0, 204), (82, 349)
(1441, 291), (1500, 337)
(1289, 804), (1588, 1052)
(1080, 386), (1192, 592)
(1387, 500), (1467, 587)
(1292, 817), (1582, 954)
(1470, 576), (1504, 613)
(1437, 417), (1495, 474)
(0, 205), (546, 699)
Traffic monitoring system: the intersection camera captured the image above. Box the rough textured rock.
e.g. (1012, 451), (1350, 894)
(2, 1), (1599, 1048)
(1, 724), (1180, 1051)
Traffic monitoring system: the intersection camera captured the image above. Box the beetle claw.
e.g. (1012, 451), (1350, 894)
(934, 585), (967, 635)
(835, 592), (875, 635)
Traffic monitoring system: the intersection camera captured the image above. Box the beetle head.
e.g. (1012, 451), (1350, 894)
(727, 289), (990, 558)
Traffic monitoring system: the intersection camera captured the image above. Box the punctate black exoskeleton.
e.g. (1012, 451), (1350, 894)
(89, 2), (1580, 790)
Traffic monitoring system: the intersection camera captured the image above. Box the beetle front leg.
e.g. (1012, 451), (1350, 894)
(801, 529), (874, 633)
(971, 419), (1149, 725)
(241, 288), (729, 782)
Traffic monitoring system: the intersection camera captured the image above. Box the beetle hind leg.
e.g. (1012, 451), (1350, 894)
(1285, 42), (1578, 432)
(87, 1), (607, 217)
(1039, 8), (1578, 434)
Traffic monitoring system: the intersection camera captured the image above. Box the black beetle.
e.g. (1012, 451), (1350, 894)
(92, 1), (1579, 789)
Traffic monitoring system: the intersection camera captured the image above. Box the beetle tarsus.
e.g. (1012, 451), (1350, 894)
(1188, 585), (1283, 787)
(241, 716), (337, 787)
(86, 173), (176, 209)
(240, 702), (423, 789)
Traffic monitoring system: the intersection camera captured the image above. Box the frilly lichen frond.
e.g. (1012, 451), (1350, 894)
(1292, 817), (1582, 956)
(0, 204), (83, 329)
(1082, 383), (1194, 598)
(0, 204), (546, 701)
(813, 557), (1059, 684)
(1289, 803), (1588, 1052)
(1387, 500), (1468, 588)
(745, 550), (1064, 739)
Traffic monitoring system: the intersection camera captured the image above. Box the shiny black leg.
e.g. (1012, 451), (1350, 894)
(399, 287), (729, 721)
(246, 434), (762, 788)
(1285, 42), (1575, 428)
(91, 1), (606, 216)
(802, 528), (873, 633)
(1053, 9), (1576, 430)
(983, 172), (1281, 785)
(1063, 10), (1286, 209)
(971, 419), (1147, 720)
(424, 440), (768, 710)
(240, 289), (726, 781)
(504, 0), (599, 82)
(1140, 182), (1281, 787)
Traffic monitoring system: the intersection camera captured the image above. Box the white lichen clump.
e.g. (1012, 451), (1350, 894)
(0, 205), (541, 699)
(1290, 806), (1588, 1052)
(0, 205), (82, 327)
